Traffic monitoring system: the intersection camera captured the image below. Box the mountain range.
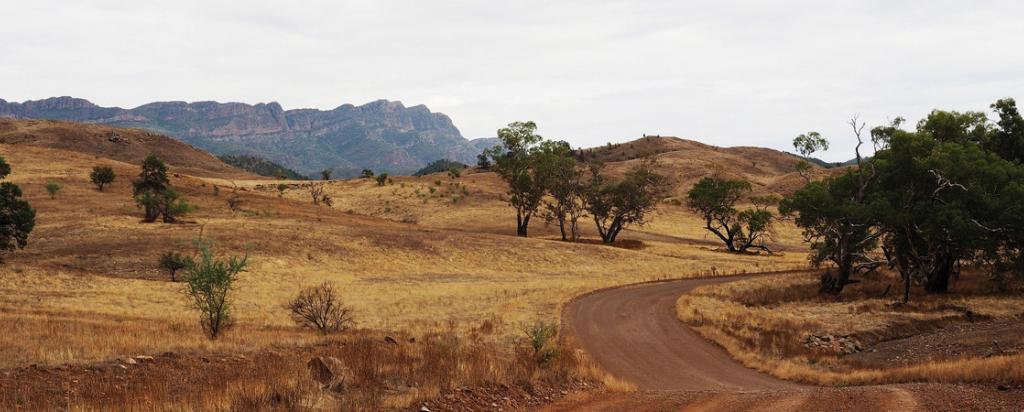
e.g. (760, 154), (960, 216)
(0, 96), (499, 177)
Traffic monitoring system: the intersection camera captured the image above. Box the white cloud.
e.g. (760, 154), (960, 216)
(1, 0), (1022, 160)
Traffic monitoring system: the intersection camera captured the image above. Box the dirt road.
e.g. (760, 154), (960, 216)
(552, 274), (1024, 411)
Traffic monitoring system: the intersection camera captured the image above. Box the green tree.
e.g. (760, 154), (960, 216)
(0, 156), (35, 263)
(687, 176), (750, 252)
(90, 166), (116, 191)
(45, 181), (62, 199)
(780, 171), (881, 294)
(320, 169), (333, 181)
(792, 131), (829, 156)
(375, 173), (389, 186)
(182, 238), (248, 339)
(360, 169), (374, 178)
(132, 155), (190, 223)
(476, 151), (492, 170)
(486, 121), (547, 237)
(133, 154), (170, 222)
(537, 141), (586, 241)
(586, 157), (669, 244)
(916, 109), (989, 145)
(988, 98), (1024, 163)
(792, 131), (828, 183)
(781, 117), (881, 294)
(872, 122), (1020, 298)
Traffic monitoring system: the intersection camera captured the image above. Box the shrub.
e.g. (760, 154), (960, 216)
(45, 181), (62, 199)
(287, 282), (354, 334)
(375, 173), (389, 186)
(523, 320), (559, 367)
(308, 183), (332, 206)
(159, 251), (190, 282)
(227, 185), (243, 211)
(90, 166), (116, 191)
(181, 238), (248, 339)
(360, 169), (374, 178)
(320, 169), (333, 181)
(276, 183), (287, 197)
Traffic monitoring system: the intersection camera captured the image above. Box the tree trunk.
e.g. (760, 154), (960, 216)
(557, 214), (567, 241)
(516, 211), (530, 237)
(903, 271), (911, 303)
(925, 257), (953, 293)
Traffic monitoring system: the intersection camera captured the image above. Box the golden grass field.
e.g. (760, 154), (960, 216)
(0, 138), (809, 372)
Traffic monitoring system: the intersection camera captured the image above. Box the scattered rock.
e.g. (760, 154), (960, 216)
(123, 358), (137, 365)
(997, 384), (1010, 391)
(804, 334), (862, 355)
(384, 335), (400, 346)
(419, 407), (432, 412)
(133, 356), (155, 363)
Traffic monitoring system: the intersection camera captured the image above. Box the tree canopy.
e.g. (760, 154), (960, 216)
(0, 156), (35, 262)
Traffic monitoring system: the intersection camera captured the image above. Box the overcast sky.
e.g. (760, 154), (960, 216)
(3, 1), (1023, 161)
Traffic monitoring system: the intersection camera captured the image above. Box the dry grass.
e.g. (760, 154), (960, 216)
(0, 327), (599, 411)
(676, 271), (1024, 385)
(0, 141), (808, 372)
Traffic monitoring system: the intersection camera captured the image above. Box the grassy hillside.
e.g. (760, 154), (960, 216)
(0, 119), (252, 179)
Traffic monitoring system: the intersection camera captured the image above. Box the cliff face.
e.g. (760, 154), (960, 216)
(0, 97), (485, 177)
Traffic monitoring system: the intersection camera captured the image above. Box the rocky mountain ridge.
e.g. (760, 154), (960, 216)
(0, 97), (493, 177)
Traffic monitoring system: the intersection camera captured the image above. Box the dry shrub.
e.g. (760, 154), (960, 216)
(287, 282), (354, 334)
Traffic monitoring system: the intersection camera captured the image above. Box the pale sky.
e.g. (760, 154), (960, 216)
(2, 0), (1023, 161)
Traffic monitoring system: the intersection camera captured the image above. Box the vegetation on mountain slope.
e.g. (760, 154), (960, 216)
(217, 154), (307, 180)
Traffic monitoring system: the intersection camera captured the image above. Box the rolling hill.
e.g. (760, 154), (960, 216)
(0, 118), (252, 179)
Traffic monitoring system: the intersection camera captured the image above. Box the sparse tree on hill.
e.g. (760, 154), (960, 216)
(277, 183), (287, 197)
(159, 251), (190, 282)
(792, 132), (828, 184)
(539, 143), (587, 241)
(45, 181), (62, 199)
(287, 282), (354, 334)
(320, 169), (333, 181)
(476, 152), (492, 170)
(90, 166), (116, 191)
(360, 169), (374, 179)
(182, 238), (248, 339)
(687, 175), (776, 253)
(0, 156), (35, 263)
(586, 157), (669, 244)
(133, 155), (190, 223)
(486, 121), (549, 237)
(376, 173), (389, 186)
